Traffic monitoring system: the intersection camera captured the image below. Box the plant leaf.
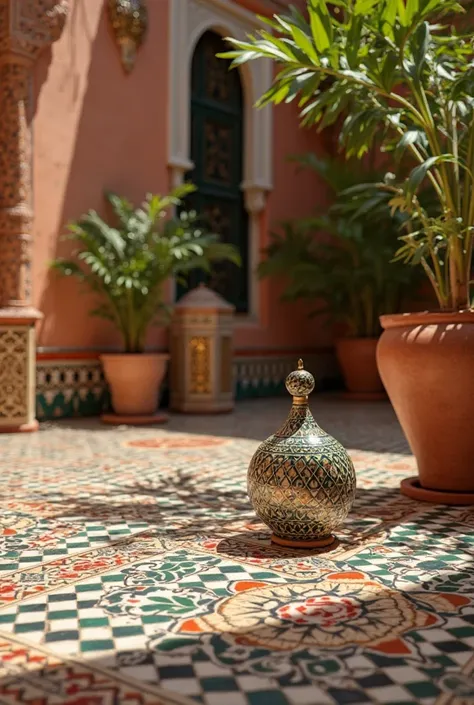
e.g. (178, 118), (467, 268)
(406, 0), (420, 23)
(404, 154), (458, 202)
(354, 0), (379, 14)
(308, 0), (331, 53)
(411, 21), (430, 77)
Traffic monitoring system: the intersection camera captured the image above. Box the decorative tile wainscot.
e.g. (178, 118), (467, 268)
(36, 357), (108, 420)
(36, 349), (339, 420)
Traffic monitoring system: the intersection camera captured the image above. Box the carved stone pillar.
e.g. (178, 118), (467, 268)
(0, 0), (68, 432)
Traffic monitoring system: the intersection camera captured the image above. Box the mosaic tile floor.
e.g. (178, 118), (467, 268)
(0, 397), (473, 705)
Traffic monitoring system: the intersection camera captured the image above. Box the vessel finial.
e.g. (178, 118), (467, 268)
(285, 359), (315, 398)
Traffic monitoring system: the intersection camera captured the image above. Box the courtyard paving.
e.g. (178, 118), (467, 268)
(0, 396), (472, 705)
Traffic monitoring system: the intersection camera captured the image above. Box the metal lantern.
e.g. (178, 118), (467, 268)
(170, 285), (235, 413)
(107, 0), (148, 73)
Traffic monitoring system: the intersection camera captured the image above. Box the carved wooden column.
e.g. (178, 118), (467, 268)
(0, 0), (68, 432)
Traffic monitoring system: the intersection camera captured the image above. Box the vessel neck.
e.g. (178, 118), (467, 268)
(275, 400), (322, 438)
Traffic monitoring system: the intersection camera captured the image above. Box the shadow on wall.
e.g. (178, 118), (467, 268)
(36, 0), (169, 352)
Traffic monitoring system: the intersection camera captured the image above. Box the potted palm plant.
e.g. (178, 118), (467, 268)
(260, 154), (420, 398)
(52, 185), (240, 422)
(221, 0), (474, 502)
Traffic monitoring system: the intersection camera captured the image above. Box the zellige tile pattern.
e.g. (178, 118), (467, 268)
(0, 398), (471, 705)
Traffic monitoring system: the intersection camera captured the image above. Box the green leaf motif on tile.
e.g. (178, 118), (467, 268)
(99, 584), (217, 619)
(121, 555), (222, 585)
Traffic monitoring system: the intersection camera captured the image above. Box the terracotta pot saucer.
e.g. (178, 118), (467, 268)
(101, 412), (168, 426)
(0, 420), (39, 434)
(401, 476), (474, 505)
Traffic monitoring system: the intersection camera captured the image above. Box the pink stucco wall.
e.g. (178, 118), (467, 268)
(32, 0), (331, 354)
(238, 100), (332, 351)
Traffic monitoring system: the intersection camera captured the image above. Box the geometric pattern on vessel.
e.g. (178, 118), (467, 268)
(248, 359), (356, 548)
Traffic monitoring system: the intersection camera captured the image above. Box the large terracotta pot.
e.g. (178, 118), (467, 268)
(100, 353), (169, 416)
(377, 311), (474, 498)
(336, 337), (385, 398)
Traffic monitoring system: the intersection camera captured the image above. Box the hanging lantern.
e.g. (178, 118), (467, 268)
(107, 0), (148, 74)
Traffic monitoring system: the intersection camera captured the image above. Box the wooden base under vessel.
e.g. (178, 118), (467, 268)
(271, 533), (338, 549)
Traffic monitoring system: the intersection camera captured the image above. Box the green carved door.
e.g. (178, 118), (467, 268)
(178, 31), (248, 313)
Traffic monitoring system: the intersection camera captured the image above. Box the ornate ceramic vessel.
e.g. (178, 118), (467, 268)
(248, 360), (356, 548)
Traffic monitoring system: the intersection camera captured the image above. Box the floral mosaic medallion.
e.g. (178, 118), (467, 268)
(124, 435), (230, 450)
(190, 572), (458, 652)
(1, 411), (474, 705)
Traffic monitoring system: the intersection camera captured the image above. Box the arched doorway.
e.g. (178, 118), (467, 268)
(179, 30), (249, 313)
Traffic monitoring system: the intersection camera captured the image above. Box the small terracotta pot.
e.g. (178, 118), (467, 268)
(335, 338), (384, 396)
(100, 353), (169, 416)
(377, 311), (474, 494)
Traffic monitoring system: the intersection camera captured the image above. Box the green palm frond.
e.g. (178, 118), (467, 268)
(105, 192), (134, 226)
(51, 185), (240, 353)
(222, 0), (473, 310)
(259, 155), (423, 338)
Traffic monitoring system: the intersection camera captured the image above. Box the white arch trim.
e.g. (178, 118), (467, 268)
(168, 0), (274, 323)
(168, 0), (273, 196)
